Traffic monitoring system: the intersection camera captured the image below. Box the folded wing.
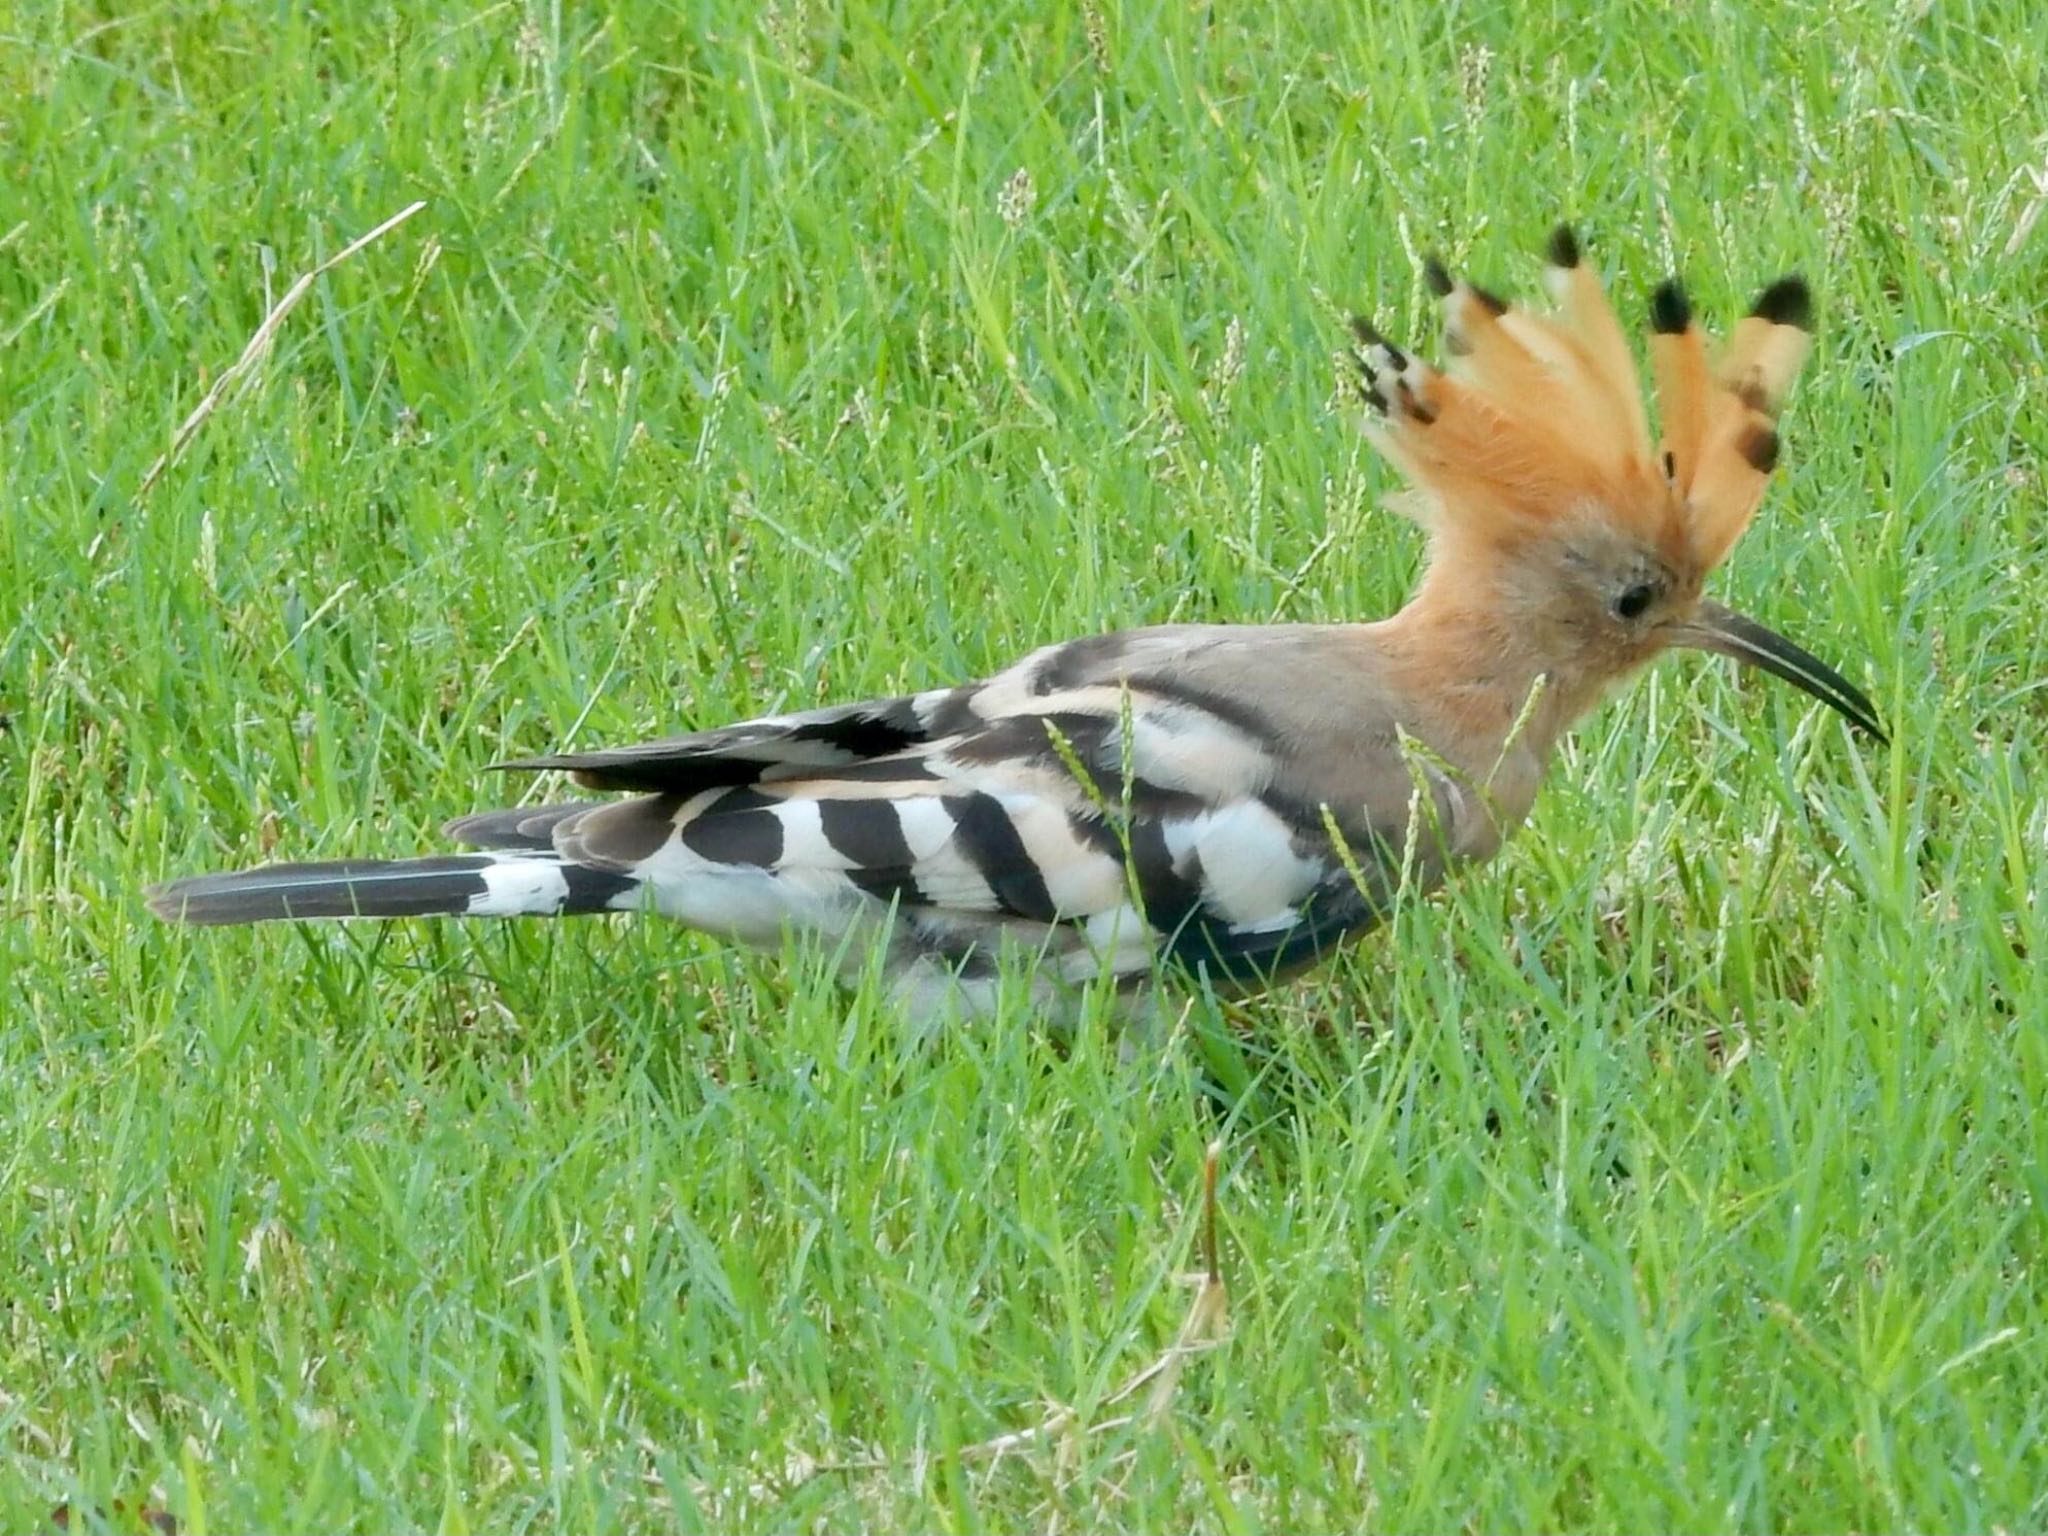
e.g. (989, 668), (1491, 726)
(480, 627), (1467, 993)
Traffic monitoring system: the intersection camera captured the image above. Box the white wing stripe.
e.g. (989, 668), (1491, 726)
(1005, 797), (1124, 915)
(1184, 801), (1324, 924)
(773, 798), (842, 870)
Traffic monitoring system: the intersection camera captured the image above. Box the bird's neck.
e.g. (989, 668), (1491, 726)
(1371, 576), (1608, 784)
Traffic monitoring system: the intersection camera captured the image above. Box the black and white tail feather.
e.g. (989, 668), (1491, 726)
(151, 626), (1463, 1023)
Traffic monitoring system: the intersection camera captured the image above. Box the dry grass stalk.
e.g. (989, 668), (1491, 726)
(136, 200), (427, 497)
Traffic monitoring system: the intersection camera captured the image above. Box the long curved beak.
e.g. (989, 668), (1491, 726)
(1671, 600), (1888, 743)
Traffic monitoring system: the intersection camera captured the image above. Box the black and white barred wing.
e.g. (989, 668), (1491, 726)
(500, 656), (1457, 992)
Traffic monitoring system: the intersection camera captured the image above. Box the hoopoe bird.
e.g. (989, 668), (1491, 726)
(151, 227), (1885, 1023)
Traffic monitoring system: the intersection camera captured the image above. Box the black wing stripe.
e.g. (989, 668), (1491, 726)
(817, 798), (915, 873)
(847, 869), (926, 906)
(1126, 674), (1275, 744)
(1029, 634), (1132, 696)
(513, 755), (789, 794)
(915, 686), (985, 738)
(679, 806), (785, 867)
(762, 754), (941, 785)
(494, 697), (940, 793)
(786, 700), (926, 759)
(1166, 876), (1385, 985)
(1124, 815), (1205, 937)
(944, 793), (1059, 923)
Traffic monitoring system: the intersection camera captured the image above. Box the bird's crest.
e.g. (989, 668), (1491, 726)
(1351, 226), (1812, 575)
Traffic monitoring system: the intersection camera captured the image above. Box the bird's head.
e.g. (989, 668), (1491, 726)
(1352, 227), (1884, 741)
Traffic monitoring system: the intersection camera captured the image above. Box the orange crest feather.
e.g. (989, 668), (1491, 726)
(1352, 227), (1813, 576)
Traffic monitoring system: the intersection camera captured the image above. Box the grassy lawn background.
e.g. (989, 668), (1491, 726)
(5, 0), (2045, 1527)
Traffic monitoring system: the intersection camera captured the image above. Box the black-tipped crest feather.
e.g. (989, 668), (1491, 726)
(1649, 280), (1692, 334)
(1467, 282), (1509, 316)
(1750, 275), (1813, 329)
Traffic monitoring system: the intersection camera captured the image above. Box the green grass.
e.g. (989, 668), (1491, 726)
(5, 0), (2046, 1527)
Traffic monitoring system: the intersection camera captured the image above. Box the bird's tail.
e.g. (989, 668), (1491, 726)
(146, 852), (643, 926)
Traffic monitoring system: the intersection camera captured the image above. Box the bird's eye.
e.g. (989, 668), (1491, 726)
(1614, 582), (1657, 620)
